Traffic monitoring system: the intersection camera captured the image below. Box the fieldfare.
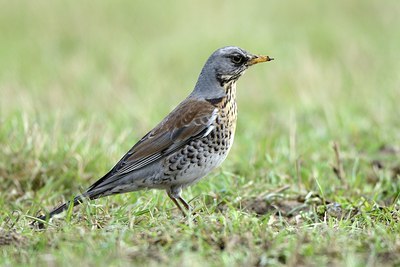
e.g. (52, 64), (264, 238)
(33, 46), (273, 227)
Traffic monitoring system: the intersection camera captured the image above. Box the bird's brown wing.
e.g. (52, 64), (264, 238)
(86, 98), (218, 191)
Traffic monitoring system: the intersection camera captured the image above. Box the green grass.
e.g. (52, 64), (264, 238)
(1, 1), (400, 266)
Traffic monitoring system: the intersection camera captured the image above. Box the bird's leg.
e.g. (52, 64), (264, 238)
(178, 196), (198, 219)
(178, 196), (191, 211)
(167, 191), (186, 215)
(167, 186), (194, 216)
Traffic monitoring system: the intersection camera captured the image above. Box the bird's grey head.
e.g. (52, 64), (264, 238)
(192, 46), (273, 100)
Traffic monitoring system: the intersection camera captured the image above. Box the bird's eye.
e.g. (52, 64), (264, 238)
(231, 54), (245, 64)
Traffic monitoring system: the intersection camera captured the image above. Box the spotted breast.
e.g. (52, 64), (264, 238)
(160, 81), (238, 188)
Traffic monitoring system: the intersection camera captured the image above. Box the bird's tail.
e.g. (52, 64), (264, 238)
(31, 190), (103, 229)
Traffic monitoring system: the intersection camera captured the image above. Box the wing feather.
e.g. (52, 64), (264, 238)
(86, 98), (218, 192)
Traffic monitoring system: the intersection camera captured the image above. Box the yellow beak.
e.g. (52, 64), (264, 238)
(248, 55), (274, 66)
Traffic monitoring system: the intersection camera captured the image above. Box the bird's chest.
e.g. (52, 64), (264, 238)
(163, 83), (238, 186)
(209, 82), (237, 154)
(216, 82), (237, 133)
(185, 84), (238, 176)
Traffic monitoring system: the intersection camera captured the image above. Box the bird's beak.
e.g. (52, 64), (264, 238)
(247, 55), (274, 66)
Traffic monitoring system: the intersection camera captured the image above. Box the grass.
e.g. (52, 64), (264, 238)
(1, 0), (400, 266)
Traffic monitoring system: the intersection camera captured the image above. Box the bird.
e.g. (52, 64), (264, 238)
(32, 46), (273, 227)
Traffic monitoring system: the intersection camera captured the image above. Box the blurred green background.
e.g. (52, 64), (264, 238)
(1, 0), (399, 192)
(1, 1), (400, 266)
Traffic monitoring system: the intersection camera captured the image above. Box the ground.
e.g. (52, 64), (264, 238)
(0, 1), (399, 266)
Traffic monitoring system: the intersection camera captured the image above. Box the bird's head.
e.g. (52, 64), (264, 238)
(192, 46), (273, 100)
(209, 46), (273, 85)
